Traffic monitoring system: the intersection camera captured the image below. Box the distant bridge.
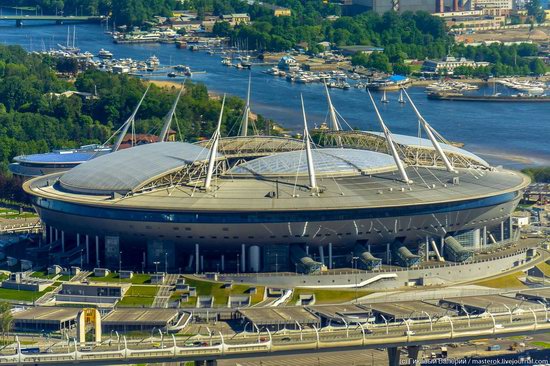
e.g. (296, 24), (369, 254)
(0, 15), (106, 27)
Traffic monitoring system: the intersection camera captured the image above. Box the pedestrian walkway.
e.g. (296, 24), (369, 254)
(152, 274), (178, 308)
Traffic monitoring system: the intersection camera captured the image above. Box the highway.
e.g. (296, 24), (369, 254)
(3, 308), (550, 365)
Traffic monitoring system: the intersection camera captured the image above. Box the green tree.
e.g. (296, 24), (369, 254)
(0, 302), (12, 342)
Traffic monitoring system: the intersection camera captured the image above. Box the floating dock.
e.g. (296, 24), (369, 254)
(428, 92), (550, 103)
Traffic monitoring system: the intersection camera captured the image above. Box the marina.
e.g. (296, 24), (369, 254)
(1, 19), (549, 168)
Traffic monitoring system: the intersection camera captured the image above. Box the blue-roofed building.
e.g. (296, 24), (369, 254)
(9, 145), (112, 178)
(366, 74), (411, 91)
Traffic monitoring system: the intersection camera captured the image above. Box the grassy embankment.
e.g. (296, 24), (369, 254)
(170, 277), (266, 307)
(473, 272), (527, 289)
(89, 273), (152, 284)
(117, 285), (158, 307)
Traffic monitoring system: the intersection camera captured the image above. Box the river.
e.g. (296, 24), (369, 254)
(1, 13), (549, 169)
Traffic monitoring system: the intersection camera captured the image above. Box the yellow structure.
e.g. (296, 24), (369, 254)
(77, 308), (101, 345)
(274, 7), (292, 16)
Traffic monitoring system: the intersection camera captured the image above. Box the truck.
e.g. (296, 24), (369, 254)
(488, 345), (501, 351)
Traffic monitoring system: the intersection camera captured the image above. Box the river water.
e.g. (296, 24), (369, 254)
(1, 13), (549, 169)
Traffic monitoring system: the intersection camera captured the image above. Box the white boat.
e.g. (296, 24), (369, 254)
(147, 55), (160, 67)
(398, 90), (405, 104)
(381, 90), (389, 103)
(221, 57), (232, 66)
(98, 49), (113, 59)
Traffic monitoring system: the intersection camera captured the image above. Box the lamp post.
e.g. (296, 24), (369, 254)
(164, 252), (168, 274)
(153, 261), (160, 274)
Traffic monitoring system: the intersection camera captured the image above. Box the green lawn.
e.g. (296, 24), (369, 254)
(474, 272), (526, 289)
(0, 208), (37, 219)
(30, 271), (71, 281)
(289, 288), (374, 305)
(0, 286), (56, 302)
(125, 285), (158, 297)
(117, 296), (154, 307)
(535, 261), (550, 276)
(532, 341), (550, 349)
(89, 273), (151, 284)
(183, 276), (265, 306)
(117, 285), (158, 307)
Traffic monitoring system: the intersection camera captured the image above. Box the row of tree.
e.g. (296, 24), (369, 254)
(522, 167), (550, 183)
(0, 45), (262, 177)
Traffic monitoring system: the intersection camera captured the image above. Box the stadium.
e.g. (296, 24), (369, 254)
(22, 89), (530, 275)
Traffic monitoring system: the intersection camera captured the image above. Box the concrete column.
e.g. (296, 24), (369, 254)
(367, 244), (371, 253)
(328, 243), (333, 269)
(407, 345), (422, 366)
(200, 256), (204, 272)
(61, 231), (65, 253)
(76, 233), (80, 247)
(386, 243), (391, 264)
(305, 245), (309, 256)
(49, 226), (53, 244)
(440, 236), (445, 256)
(195, 244), (200, 274)
(85, 235), (90, 264)
(509, 216), (513, 240)
(241, 244), (246, 272)
(95, 235), (100, 267)
(500, 221), (505, 242)
(319, 246), (325, 265)
(55, 229), (59, 241)
(387, 347), (400, 366)
(483, 226), (487, 247)
(249, 245), (260, 273)
(221, 254), (225, 272)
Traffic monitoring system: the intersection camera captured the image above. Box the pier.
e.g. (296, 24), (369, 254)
(0, 15), (106, 27)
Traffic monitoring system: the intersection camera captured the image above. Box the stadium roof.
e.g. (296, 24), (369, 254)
(229, 148), (397, 177)
(59, 142), (212, 195)
(364, 131), (489, 166)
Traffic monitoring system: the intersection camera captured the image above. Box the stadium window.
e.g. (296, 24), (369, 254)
(222, 228), (229, 231)
(248, 236), (254, 239)
(233, 236), (239, 239)
(211, 236), (217, 239)
(185, 228), (191, 231)
(176, 235), (181, 238)
(270, 235), (276, 239)
(224, 236), (229, 239)
(199, 236), (205, 239)
(173, 227), (179, 230)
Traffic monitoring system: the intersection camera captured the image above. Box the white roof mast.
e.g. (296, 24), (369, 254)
(367, 90), (411, 184)
(402, 88), (457, 173)
(158, 83), (184, 142)
(301, 94), (318, 192)
(240, 73), (252, 136)
(324, 81), (340, 131)
(204, 94), (226, 191)
(113, 85), (150, 152)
